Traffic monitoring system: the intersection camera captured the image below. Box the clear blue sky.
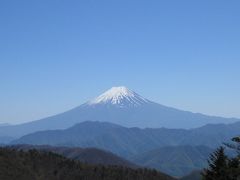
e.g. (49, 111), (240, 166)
(1, 0), (240, 124)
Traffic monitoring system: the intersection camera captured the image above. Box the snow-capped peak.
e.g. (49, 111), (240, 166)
(88, 86), (151, 107)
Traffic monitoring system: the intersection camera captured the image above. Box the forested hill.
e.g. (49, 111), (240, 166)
(9, 144), (137, 169)
(0, 148), (174, 180)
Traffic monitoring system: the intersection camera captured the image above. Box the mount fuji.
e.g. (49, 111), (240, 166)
(87, 86), (151, 107)
(0, 86), (238, 139)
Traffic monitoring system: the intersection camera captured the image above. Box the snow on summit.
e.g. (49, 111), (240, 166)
(88, 86), (150, 107)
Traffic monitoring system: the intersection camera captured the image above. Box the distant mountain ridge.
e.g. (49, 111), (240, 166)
(0, 86), (238, 140)
(130, 145), (212, 177)
(13, 121), (240, 157)
(12, 120), (240, 177)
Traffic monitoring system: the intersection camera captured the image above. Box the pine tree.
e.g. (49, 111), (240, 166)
(227, 157), (240, 180)
(202, 137), (240, 180)
(202, 146), (229, 180)
(225, 136), (240, 155)
(225, 136), (240, 179)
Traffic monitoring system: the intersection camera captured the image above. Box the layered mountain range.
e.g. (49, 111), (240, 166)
(2, 86), (240, 178)
(13, 121), (240, 157)
(12, 120), (240, 176)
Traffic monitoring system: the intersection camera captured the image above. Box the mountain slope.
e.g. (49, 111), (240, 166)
(13, 121), (240, 158)
(130, 145), (212, 177)
(10, 144), (137, 168)
(180, 171), (202, 180)
(12, 121), (188, 158)
(12, 121), (240, 177)
(0, 148), (174, 180)
(0, 86), (238, 139)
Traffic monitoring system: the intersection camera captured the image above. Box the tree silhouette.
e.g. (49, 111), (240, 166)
(203, 137), (240, 180)
(202, 146), (229, 180)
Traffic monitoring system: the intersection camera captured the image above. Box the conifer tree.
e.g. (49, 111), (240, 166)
(202, 146), (229, 180)
(203, 137), (240, 180)
(225, 136), (240, 179)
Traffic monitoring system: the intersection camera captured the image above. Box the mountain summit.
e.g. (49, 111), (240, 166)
(0, 86), (238, 139)
(88, 86), (151, 107)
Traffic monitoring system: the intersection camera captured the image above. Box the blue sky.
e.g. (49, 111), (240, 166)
(1, 0), (240, 124)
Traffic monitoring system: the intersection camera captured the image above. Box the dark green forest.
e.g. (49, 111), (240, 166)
(0, 148), (174, 180)
(202, 137), (240, 180)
